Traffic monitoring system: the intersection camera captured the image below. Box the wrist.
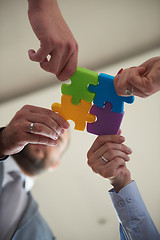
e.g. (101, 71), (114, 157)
(109, 169), (132, 193)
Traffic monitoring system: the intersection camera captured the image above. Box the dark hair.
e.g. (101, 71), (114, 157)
(13, 144), (46, 176)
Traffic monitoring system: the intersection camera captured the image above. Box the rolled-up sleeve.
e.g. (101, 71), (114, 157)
(109, 181), (160, 240)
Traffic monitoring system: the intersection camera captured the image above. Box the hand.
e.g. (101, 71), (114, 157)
(114, 57), (160, 98)
(87, 134), (132, 193)
(28, 0), (78, 80)
(0, 105), (69, 156)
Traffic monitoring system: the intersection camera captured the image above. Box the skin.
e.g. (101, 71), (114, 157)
(87, 134), (132, 193)
(28, 0), (78, 80)
(0, 105), (69, 157)
(13, 129), (69, 176)
(114, 57), (160, 98)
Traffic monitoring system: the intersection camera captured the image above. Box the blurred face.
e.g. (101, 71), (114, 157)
(30, 130), (69, 169)
(14, 130), (69, 176)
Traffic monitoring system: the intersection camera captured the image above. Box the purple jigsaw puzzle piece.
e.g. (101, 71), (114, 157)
(87, 102), (124, 135)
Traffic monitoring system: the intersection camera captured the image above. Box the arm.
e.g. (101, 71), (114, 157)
(0, 105), (69, 157)
(109, 181), (160, 240)
(27, 0), (78, 80)
(87, 134), (160, 240)
(114, 57), (160, 98)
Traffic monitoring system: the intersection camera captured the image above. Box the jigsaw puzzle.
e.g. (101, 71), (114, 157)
(51, 94), (95, 131)
(61, 67), (98, 105)
(88, 73), (134, 113)
(87, 102), (124, 135)
(51, 67), (134, 135)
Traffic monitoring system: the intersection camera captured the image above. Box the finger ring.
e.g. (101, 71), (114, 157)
(125, 87), (134, 96)
(30, 122), (34, 134)
(101, 156), (109, 163)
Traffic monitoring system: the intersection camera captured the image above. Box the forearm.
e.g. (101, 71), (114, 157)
(27, 0), (78, 79)
(28, 0), (59, 13)
(109, 181), (160, 240)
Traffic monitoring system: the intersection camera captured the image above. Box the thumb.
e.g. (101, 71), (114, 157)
(28, 48), (48, 63)
(137, 66), (146, 76)
(118, 129), (122, 135)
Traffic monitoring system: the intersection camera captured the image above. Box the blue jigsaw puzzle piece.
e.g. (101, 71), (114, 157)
(88, 73), (134, 113)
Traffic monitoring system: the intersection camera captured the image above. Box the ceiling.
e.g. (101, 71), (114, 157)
(1, 0), (160, 103)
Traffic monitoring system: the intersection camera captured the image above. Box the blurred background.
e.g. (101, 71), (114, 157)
(0, 0), (160, 239)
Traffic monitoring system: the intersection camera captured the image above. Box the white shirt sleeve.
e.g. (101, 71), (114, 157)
(109, 181), (160, 240)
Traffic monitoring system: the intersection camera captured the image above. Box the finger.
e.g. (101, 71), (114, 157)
(88, 143), (131, 166)
(27, 113), (64, 136)
(114, 67), (136, 95)
(129, 85), (148, 98)
(136, 66), (146, 75)
(93, 157), (125, 178)
(118, 129), (122, 135)
(127, 67), (146, 89)
(28, 48), (50, 63)
(114, 69), (127, 95)
(87, 135), (125, 159)
(127, 76), (151, 98)
(56, 51), (78, 81)
(111, 164), (127, 179)
(10, 122), (58, 148)
(55, 42), (77, 77)
(25, 133), (58, 146)
(94, 142), (132, 161)
(109, 157), (126, 174)
(25, 105), (69, 129)
(40, 48), (63, 74)
(114, 67), (147, 97)
(26, 122), (59, 140)
(114, 69), (133, 96)
(102, 149), (130, 162)
(102, 142), (132, 157)
(117, 68), (123, 75)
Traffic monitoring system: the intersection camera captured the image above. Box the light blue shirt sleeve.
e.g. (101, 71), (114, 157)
(109, 181), (160, 240)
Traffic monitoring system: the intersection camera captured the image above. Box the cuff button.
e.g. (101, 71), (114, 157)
(126, 197), (132, 203)
(117, 200), (125, 207)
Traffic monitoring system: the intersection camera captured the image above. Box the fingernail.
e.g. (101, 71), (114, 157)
(119, 136), (125, 142)
(51, 140), (57, 146)
(59, 129), (64, 135)
(127, 147), (132, 154)
(54, 135), (58, 140)
(64, 121), (70, 128)
(117, 68), (123, 75)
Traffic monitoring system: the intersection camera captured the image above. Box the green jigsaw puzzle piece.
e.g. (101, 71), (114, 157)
(61, 67), (98, 105)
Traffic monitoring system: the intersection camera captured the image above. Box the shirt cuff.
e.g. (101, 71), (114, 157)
(0, 155), (9, 161)
(108, 181), (148, 224)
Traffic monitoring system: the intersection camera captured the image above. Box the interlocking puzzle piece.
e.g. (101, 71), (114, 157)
(87, 102), (124, 135)
(51, 95), (96, 131)
(88, 73), (134, 113)
(61, 67), (98, 105)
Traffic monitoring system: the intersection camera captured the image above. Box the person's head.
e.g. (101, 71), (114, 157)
(13, 130), (69, 176)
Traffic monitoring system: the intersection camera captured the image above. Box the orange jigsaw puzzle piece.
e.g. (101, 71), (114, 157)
(51, 95), (96, 131)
